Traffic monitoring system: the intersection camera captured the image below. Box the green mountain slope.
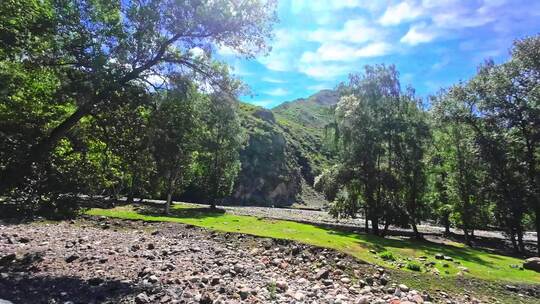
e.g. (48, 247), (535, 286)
(227, 90), (339, 208)
(272, 89), (339, 181)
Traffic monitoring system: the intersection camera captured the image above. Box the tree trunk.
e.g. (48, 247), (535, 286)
(382, 219), (390, 237)
(364, 207), (369, 234)
(411, 221), (423, 240)
(443, 215), (451, 236)
(510, 229), (519, 253)
(371, 215), (379, 236)
(463, 228), (472, 246)
(536, 207), (540, 257)
(0, 106), (90, 194)
(516, 224), (525, 254)
(165, 192), (172, 215)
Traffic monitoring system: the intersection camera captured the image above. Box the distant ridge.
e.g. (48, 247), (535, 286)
(273, 89), (339, 110)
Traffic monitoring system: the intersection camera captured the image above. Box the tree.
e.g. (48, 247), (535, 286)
(334, 65), (404, 235)
(150, 79), (202, 214)
(394, 95), (430, 239)
(431, 89), (488, 246)
(458, 36), (539, 253)
(0, 0), (277, 195)
(196, 94), (245, 208)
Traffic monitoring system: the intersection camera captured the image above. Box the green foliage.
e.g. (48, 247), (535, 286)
(314, 166), (341, 201)
(150, 79), (204, 212)
(272, 90), (339, 181)
(333, 64), (429, 236)
(0, 0), (278, 201)
(194, 94), (246, 206)
(426, 36), (540, 252)
(379, 251), (397, 261)
(267, 280), (277, 300)
(229, 104), (303, 206)
(406, 261), (422, 272)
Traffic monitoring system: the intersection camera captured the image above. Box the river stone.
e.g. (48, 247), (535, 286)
(524, 257), (540, 272)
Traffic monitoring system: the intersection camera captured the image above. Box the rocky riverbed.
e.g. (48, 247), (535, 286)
(0, 217), (532, 303)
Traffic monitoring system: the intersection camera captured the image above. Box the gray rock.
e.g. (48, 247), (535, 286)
(505, 285), (518, 292)
(135, 292), (150, 304)
(357, 295), (370, 303)
(199, 292), (213, 304)
(524, 257), (540, 272)
(315, 268), (329, 280)
(239, 287), (251, 300)
(399, 284), (409, 292)
(0, 254), (16, 266)
(276, 280), (288, 291)
(148, 275), (159, 284)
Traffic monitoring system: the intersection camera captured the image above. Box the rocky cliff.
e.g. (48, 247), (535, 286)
(226, 90), (339, 208)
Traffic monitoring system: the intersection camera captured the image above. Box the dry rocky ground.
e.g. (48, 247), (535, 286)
(0, 217), (527, 304)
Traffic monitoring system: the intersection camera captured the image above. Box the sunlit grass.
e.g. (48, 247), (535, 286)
(86, 203), (539, 284)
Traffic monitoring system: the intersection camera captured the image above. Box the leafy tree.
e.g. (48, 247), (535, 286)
(314, 165), (341, 202)
(334, 65), (406, 235)
(150, 79), (202, 214)
(196, 94), (246, 208)
(0, 0), (277, 195)
(431, 89), (489, 245)
(394, 95), (430, 238)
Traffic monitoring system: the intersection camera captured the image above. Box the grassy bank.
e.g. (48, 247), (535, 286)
(87, 203), (539, 286)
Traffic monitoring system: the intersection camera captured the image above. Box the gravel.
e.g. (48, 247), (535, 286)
(0, 217), (482, 304)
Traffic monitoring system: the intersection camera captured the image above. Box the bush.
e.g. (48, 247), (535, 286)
(379, 251), (396, 261)
(406, 261), (422, 271)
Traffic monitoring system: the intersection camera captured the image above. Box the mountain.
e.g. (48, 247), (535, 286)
(226, 90), (340, 209)
(272, 89), (340, 181)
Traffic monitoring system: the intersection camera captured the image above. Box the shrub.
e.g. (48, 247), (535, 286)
(406, 261), (422, 271)
(379, 251), (396, 261)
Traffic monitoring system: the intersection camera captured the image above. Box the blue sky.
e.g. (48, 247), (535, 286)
(216, 0), (540, 108)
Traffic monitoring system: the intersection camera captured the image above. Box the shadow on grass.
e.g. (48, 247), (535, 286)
(136, 203), (505, 268)
(93, 203), (524, 270)
(325, 228), (503, 268)
(136, 204), (227, 220)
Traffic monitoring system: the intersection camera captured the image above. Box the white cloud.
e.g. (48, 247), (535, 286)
(301, 41), (392, 63)
(290, 0), (381, 13)
(230, 60), (253, 76)
(355, 42), (392, 57)
(298, 64), (349, 80)
(433, 11), (494, 29)
(259, 51), (294, 72)
(262, 77), (286, 84)
(258, 29), (298, 71)
(400, 23), (437, 45)
(379, 1), (423, 26)
(307, 18), (382, 44)
(216, 45), (238, 56)
(431, 57), (450, 70)
(264, 88), (289, 96)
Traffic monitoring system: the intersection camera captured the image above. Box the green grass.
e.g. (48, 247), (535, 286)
(86, 203), (540, 285)
(406, 261), (422, 272)
(379, 250), (397, 261)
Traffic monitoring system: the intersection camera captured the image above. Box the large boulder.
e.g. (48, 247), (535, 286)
(523, 257), (540, 272)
